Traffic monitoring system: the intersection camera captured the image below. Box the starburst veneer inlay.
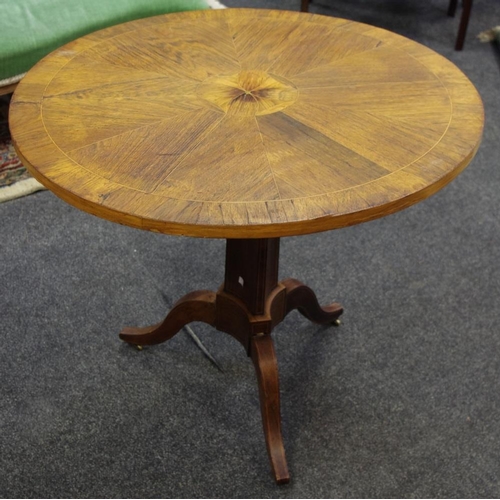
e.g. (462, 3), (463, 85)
(198, 70), (298, 116)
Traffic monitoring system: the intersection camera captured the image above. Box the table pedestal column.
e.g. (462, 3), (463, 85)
(119, 238), (343, 484)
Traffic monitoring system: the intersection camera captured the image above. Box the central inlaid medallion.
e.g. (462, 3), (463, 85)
(198, 70), (298, 116)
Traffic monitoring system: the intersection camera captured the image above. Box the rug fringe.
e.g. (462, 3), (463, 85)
(478, 25), (500, 42)
(0, 177), (46, 203)
(206, 0), (226, 8)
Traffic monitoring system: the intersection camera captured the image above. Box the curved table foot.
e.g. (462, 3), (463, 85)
(251, 334), (290, 485)
(119, 290), (216, 345)
(283, 278), (343, 325)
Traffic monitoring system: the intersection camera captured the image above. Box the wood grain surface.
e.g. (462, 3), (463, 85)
(9, 9), (484, 238)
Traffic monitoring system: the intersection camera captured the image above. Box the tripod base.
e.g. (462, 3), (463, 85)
(119, 238), (343, 484)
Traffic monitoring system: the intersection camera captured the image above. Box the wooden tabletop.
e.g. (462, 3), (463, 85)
(10, 9), (483, 238)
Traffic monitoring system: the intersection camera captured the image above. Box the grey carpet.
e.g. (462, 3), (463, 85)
(1, 0), (500, 497)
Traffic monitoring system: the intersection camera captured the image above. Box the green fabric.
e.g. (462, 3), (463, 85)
(0, 0), (209, 81)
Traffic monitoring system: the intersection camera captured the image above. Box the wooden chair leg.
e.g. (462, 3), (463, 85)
(455, 0), (473, 50)
(301, 0), (309, 12)
(448, 0), (458, 17)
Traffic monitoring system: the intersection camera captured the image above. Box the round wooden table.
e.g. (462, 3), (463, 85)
(10, 8), (484, 484)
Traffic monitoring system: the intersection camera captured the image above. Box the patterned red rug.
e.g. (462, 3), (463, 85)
(0, 95), (45, 203)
